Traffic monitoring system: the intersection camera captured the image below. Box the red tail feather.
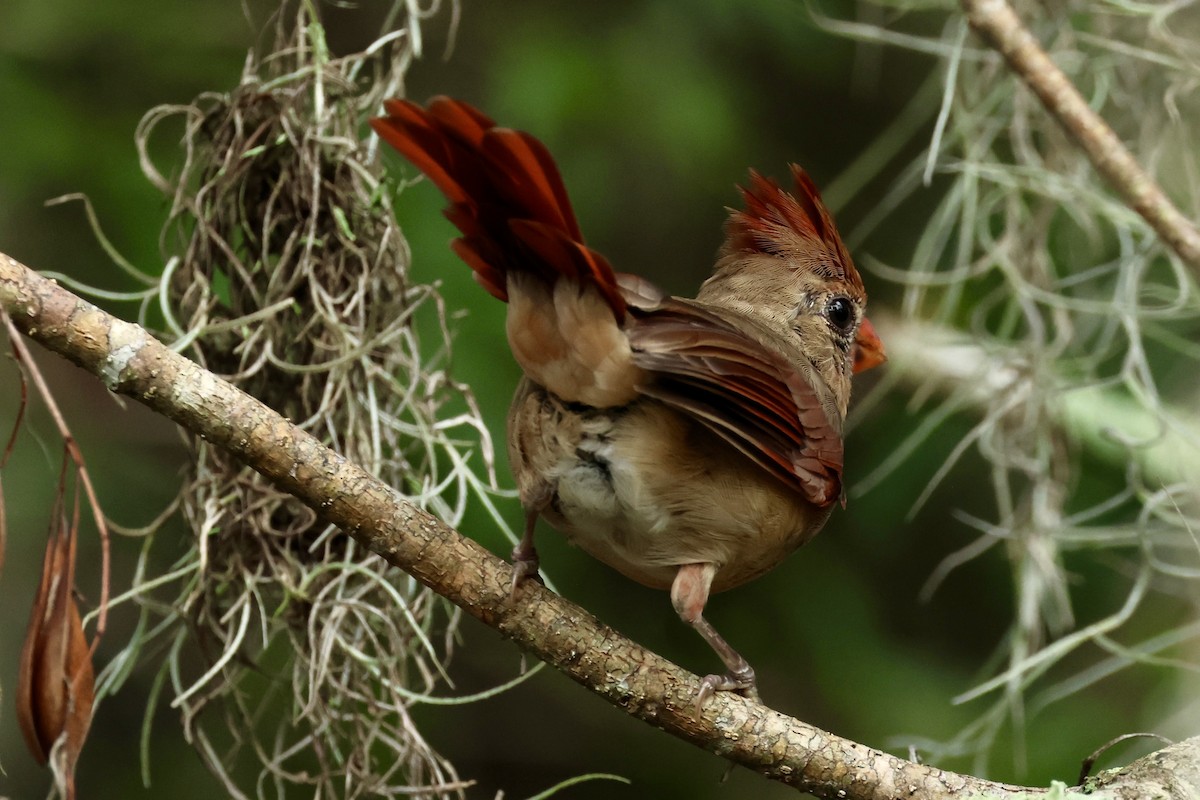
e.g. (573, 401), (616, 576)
(371, 97), (625, 320)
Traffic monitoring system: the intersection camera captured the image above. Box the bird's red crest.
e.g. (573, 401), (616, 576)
(725, 166), (863, 292)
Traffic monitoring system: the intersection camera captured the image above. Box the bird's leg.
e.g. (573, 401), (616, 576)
(671, 563), (759, 713)
(509, 507), (543, 597)
(510, 483), (551, 597)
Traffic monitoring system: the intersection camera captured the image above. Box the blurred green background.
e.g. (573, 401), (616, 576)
(0, 1), (1193, 798)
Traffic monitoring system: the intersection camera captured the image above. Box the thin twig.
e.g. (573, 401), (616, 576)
(961, 0), (1200, 274)
(1078, 732), (1174, 785)
(0, 341), (29, 577)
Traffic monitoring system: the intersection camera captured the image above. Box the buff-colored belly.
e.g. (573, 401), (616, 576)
(507, 382), (831, 593)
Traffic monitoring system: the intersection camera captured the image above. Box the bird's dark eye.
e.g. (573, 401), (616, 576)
(826, 297), (854, 333)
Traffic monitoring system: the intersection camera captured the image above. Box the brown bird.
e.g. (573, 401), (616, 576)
(371, 97), (884, 709)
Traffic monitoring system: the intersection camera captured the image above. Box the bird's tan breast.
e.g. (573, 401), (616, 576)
(507, 380), (831, 593)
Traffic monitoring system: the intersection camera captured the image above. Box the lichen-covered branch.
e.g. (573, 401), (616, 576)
(1087, 737), (1200, 800)
(960, 0), (1200, 275)
(2, 251), (1197, 798)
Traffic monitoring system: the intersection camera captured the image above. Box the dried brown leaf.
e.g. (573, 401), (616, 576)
(16, 506), (95, 796)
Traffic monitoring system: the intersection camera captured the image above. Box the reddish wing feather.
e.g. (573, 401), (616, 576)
(623, 297), (844, 506)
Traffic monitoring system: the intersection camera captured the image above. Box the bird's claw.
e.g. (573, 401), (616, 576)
(694, 665), (758, 715)
(508, 548), (543, 599)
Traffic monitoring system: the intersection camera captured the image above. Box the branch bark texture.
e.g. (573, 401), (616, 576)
(961, 0), (1200, 275)
(2, 251), (1196, 798)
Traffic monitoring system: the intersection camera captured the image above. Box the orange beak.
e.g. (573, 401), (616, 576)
(852, 317), (886, 374)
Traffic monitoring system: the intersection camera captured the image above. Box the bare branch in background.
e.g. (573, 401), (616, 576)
(961, 0), (1200, 275)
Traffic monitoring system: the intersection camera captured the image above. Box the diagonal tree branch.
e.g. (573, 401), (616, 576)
(961, 0), (1200, 276)
(2, 250), (1197, 798)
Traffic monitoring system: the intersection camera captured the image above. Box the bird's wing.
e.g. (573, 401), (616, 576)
(620, 287), (844, 507)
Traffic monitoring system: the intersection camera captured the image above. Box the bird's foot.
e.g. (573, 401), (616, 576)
(694, 664), (758, 715)
(508, 546), (543, 599)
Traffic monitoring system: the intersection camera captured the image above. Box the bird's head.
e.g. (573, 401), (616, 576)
(698, 166), (883, 411)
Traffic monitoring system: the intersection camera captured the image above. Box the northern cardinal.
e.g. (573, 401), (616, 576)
(371, 97), (884, 709)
